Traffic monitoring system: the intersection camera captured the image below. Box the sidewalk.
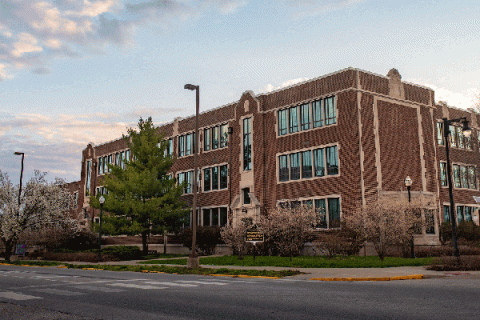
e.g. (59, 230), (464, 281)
(57, 257), (480, 281)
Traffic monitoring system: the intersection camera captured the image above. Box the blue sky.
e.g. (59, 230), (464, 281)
(1, 0), (480, 183)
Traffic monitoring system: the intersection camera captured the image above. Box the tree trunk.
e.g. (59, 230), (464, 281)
(142, 230), (148, 255)
(3, 239), (14, 262)
(163, 233), (167, 254)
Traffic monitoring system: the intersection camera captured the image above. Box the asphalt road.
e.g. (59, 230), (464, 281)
(0, 265), (479, 320)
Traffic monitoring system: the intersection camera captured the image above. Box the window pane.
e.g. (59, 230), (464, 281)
(212, 166), (219, 190)
(220, 125), (228, 148)
(179, 136), (185, 157)
(465, 206), (472, 222)
(120, 151), (124, 169)
(436, 122), (444, 145)
(220, 207), (228, 226)
(243, 188), (251, 205)
(328, 198), (340, 228)
(243, 118), (252, 170)
(312, 100), (323, 128)
(457, 206), (464, 222)
(313, 148), (325, 177)
(104, 156), (108, 173)
(186, 134), (192, 155)
(326, 146), (338, 175)
(450, 125), (457, 147)
(461, 166), (468, 188)
(220, 165), (228, 189)
(325, 97), (336, 125)
(86, 160), (91, 196)
(314, 199), (326, 228)
(279, 155), (289, 181)
(454, 165), (461, 188)
(444, 205), (450, 222)
(300, 103), (310, 131)
(203, 209), (210, 226)
(469, 166), (477, 189)
(185, 171), (192, 193)
(212, 126), (219, 150)
(204, 128), (211, 151)
(203, 168), (211, 192)
(456, 126), (464, 148)
(440, 162), (447, 186)
(98, 157), (103, 174)
(108, 155), (112, 172)
(168, 139), (173, 156)
(302, 151), (312, 179)
(211, 208), (219, 226)
(290, 153), (300, 180)
(289, 107), (299, 133)
(278, 109), (288, 135)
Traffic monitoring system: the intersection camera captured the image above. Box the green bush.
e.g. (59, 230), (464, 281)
(101, 246), (142, 260)
(179, 226), (223, 255)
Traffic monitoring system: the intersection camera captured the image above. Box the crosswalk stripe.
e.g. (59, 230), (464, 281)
(108, 283), (167, 290)
(34, 288), (85, 296)
(0, 291), (42, 301)
(74, 285), (124, 293)
(176, 280), (229, 285)
(143, 281), (198, 287)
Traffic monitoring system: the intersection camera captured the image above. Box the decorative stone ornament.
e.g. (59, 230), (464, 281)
(387, 68), (405, 99)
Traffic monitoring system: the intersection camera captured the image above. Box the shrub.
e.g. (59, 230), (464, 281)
(314, 225), (363, 258)
(101, 246), (142, 260)
(178, 226), (223, 256)
(220, 223), (249, 257)
(428, 255), (480, 271)
(40, 251), (115, 262)
(440, 221), (480, 244)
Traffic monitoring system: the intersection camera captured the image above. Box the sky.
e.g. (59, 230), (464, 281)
(1, 0), (480, 184)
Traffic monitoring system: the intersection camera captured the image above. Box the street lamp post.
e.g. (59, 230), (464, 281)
(97, 195), (105, 261)
(184, 84), (200, 268)
(228, 127), (234, 226)
(13, 152), (25, 206)
(443, 117), (472, 258)
(405, 176), (414, 258)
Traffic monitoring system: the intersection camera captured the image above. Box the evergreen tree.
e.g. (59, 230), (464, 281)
(91, 117), (188, 254)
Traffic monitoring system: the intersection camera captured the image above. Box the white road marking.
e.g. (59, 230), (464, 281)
(108, 283), (167, 290)
(0, 291), (42, 301)
(143, 281), (198, 287)
(74, 285), (124, 293)
(34, 288), (85, 296)
(176, 280), (229, 285)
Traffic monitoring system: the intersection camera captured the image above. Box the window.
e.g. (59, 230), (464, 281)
(279, 155), (289, 182)
(202, 207), (228, 226)
(461, 166), (468, 188)
(455, 206), (476, 223)
(278, 109), (288, 135)
(98, 157), (103, 175)
(74, 192), (78, 209)
(278, 145), (338, 182)
(456, 127), (464, 148)
(450, 125), (457, 148)
(107, 155), (112, 172)
(178, 171), (193, 194)
(243, 188), (251, 205)
(289, 106), (299, 133)
(204, 124), (229, 151)
(453, 165), (461, 188)
(204, 129), (211, 151)
(469, 166), (477, 189)
(243, 118), (252, 170)
(212, 126), (219, 150)
(290, 153), (300, 180)
(203, 165), (228, 192)
(300, 103), (310, 131)
(436, 122), (444, 145)
(444, 205), (450, 222)
(457, 205), (464, 222)
(178, 133), (196, 157)
(115, 153), (119, 166)
(163, 138), (173, 157)
(450, 164), (477, 189)
(220, 125), (228, 148)
(278, 96), (336, 136)
(85, 160), (91, 196)
(440, 162), (447, 186)
(280, 197), (341, 229)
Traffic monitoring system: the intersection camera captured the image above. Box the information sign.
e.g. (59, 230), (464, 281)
(246, 231), (264, 243)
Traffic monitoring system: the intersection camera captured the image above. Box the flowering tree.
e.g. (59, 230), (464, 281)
(259, 204), (316, 260)
(220, 219), (250, 258)
(344, 198), (425, 260)
(0, 170), (75, 261)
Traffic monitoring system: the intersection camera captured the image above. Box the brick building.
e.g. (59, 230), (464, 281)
(67, 67), (480, 245)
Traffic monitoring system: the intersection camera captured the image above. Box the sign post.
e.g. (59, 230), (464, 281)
(245, 229), (264, 262)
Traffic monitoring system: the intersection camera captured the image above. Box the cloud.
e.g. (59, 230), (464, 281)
(0, 0), (247, 80)
(260, 77), (310, 93)
(276, 0), (366, 18)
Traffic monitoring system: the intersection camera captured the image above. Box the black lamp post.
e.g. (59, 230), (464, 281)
(443, 117), (472, 258)
(405, 176), (414, 258)
(97, 195), (105, 261)
(13, 152), (24, 206)
(184, 84), (200, 268)
(228, 127), (233, 226)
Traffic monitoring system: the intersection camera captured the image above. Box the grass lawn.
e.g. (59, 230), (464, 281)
(141, 255), (436, 268)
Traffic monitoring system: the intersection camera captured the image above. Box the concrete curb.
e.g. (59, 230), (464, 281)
(310, 274), (424, 281)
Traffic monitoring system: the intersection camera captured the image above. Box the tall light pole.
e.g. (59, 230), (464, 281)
(443, 117), (472, 258)
(97, 195), (105, 261)
(184, 84), (200, 268)
(228, 127), (234, 226)
(13, 152), (24, 206)
(405, 176), (414, 258)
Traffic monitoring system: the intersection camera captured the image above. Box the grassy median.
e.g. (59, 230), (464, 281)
(140, 255), (436, 268)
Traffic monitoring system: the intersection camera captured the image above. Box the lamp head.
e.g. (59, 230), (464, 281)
(99, 195), (105, 204)
(462, 120), (472, 138)
(184, 84), (198, 91)
(405, 176), (412, 187)
(14, 152), (24, 155)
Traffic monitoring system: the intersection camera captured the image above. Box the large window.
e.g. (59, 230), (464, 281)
(243, 118), (252, 170)
(85, 160), (92, 196)
(440, 162), (447, 186)
(278, 197), (341, 229)
(278, 145), (339, 182)
(203, 165), (228, 192)
(202, 207), (228, 227)
(178, 170), (193, 194)
(436, 122), (444, 145)
(178, 132), (196, 157)
(204, 124), (228, 151)
(278, 96), (336, 136)
(450, 164), (476, 189)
